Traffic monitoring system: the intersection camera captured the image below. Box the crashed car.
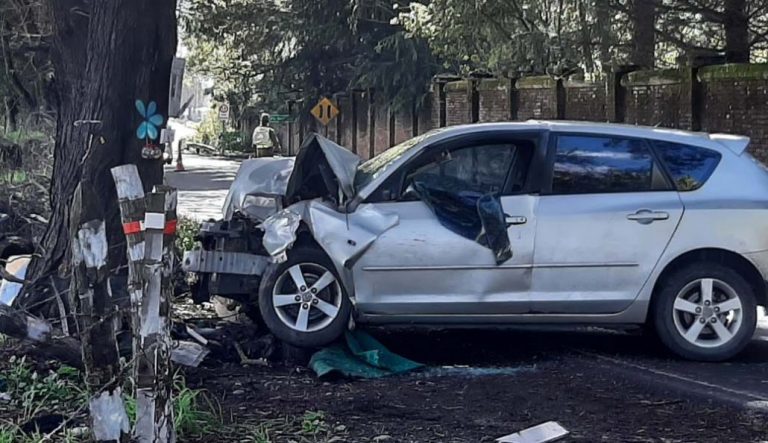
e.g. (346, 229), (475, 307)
(184, 120), (768, 361)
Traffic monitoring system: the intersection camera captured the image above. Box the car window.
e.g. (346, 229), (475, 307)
(653, 141), (721, 191)
(404, 143), (517, 196)
(552, 135), (669, 194)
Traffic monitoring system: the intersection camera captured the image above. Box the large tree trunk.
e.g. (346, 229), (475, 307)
(630, 0), (656, 68)
(724, 0), (749, 62)
(21, 0), (177, 314)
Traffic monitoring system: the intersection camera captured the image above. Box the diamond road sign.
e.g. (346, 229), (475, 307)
(310, 97), (339, 126)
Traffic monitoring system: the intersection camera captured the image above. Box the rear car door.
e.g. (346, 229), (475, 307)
(531, 133), (683, 314)
(352, 131), (544, 318)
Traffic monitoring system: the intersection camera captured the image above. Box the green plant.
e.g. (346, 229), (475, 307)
(2, 356), (87, 422)
(300, 410), (327, 436)
(124, 371), (220, 439)
(194, 109), (223, 146)
(175, 216), (201, 253)
(220, 130), (246, 152)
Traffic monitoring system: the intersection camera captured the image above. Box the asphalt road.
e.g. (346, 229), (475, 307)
(165, 152), (242, 220)
(167, 153), (768, 418)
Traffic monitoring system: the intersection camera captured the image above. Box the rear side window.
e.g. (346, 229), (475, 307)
(552, 135), (670, 194)
(653, 141), (721, 191)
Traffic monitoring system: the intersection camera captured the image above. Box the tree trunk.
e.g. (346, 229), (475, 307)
(630, 0), (656, 68)
(21, 0), (177, 313)
(595, 0), (612, 70)
(724, 0), (749, 62)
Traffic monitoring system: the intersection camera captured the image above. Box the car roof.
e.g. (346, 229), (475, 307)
(432, 120), (749, 155)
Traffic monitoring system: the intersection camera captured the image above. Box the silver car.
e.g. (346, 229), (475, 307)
(184, 121), (768, 361)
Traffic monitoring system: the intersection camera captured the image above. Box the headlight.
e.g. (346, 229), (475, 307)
(239, 195), (281, 221)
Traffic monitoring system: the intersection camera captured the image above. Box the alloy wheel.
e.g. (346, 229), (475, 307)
(272, 262), (342, 332)
(672, 278), (743, 348)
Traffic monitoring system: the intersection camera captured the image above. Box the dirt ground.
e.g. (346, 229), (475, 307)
(183, 328), (768, 443)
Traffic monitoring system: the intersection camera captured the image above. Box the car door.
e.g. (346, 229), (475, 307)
(531, 133), (684, 314)
(352, 131), (544, 318)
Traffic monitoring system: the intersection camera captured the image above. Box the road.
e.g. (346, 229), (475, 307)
(167, 153), (768, 428)
(165, 153), (242, 221)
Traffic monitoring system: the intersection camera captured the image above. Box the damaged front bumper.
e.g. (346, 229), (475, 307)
(182, 216), (269, 305)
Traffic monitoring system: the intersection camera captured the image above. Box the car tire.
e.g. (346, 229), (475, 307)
(258, 247), (351, 348)
(652, 262), (757, 361)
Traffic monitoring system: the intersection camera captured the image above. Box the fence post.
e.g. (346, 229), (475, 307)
(111, 165), (175, 443)
(70, 183), (129, 442)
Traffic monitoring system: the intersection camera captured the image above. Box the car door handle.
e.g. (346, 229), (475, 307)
(627, 209), (669, 224)
(505, 215), (527, 226)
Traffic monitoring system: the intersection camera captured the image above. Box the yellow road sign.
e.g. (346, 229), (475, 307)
(310, 97), (339, 126)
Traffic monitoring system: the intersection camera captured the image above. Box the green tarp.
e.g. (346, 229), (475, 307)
(309, 330), (424, 379)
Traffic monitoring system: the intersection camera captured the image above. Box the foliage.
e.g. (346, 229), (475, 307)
(125, 372), (221, 439)
(0, 356), (87, 425)
(193, 109), (223, 145)
(220, 131), (246, 152)
(182, 0), (441, 124)
(175, 216), (201, 253)
(235, 410), (348, 443)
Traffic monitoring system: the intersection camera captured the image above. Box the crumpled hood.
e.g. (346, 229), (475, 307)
(222, 157), (295, 220)
(223, 134), (361, 220)
(285, 133), (361, 204)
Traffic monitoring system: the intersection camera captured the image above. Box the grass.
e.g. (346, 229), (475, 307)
(0, 357), (220, 442)
(235, 410), (346, 443)
(2, 356), (87, 423)
(0, 170), (28, 185)
(124, 371), (221, 440)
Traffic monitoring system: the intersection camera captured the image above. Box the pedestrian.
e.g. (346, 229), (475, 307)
(252, 113), (282, 158)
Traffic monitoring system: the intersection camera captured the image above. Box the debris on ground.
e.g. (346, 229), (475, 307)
(309, 330), (423, 379)
(496, 421), (569, 443)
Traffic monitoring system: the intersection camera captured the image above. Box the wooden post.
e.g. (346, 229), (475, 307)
(112, 165), (175, 443)
(70, 183), (129, 442)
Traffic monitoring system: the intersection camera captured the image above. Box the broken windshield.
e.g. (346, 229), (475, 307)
(354, 129), (445, 190)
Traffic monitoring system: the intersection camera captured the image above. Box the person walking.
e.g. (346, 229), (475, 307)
(251, 113), (283, 157)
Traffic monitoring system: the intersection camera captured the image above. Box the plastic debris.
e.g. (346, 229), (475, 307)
(496, 421), (569, 443)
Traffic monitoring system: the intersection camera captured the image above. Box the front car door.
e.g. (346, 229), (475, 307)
(352, 131), (545, 320)
(531, 133), (684, 314)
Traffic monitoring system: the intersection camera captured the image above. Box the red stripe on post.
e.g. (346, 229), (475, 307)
(123, 221), (142, 235)
(164, 219), (177, 235)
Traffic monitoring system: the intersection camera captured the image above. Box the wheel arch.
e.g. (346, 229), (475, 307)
(292, 223), (355, 298)
(651, 248), (767, 309)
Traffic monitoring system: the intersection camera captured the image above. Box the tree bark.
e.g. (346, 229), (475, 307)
(22, 0), (178, 313)
(630, 0), (656, 68)
(724, 0), (749, 62)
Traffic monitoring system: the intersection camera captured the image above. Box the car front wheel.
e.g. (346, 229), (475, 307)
(258, 247), (351, 348)
(652, 262), (757, 361)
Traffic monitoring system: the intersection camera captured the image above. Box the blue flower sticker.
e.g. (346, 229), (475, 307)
(135, 100), (164, 140)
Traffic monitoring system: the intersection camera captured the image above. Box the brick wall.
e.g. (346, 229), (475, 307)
(564, 79), (606, 121)
(699, 64), (768, 161)
(622, 70), (688, 128)
(445, 80), (472, 126)
(516, 76), (558, 120)
(354, 90), (370, 159)
(374, 101), (390, 156)
(288, 63), (768, 162)
(393, 106), (413, 145)
(478, 78), (511, 122)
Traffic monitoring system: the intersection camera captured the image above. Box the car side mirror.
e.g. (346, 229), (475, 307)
(401, 184), (419, 201)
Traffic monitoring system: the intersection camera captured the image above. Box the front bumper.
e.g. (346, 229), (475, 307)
(182, 215), (271, 304)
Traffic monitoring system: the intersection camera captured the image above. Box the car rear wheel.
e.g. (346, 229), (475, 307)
(258, 247), (351, 348)
(652, 262), (757, 361)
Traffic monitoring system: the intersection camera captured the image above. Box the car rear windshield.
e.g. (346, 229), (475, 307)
(653, 141), (721, 191)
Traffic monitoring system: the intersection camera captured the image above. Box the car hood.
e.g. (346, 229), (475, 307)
(223, 134), (360, 221)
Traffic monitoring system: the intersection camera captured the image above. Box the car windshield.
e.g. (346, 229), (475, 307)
(354, 129), (444, 190)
